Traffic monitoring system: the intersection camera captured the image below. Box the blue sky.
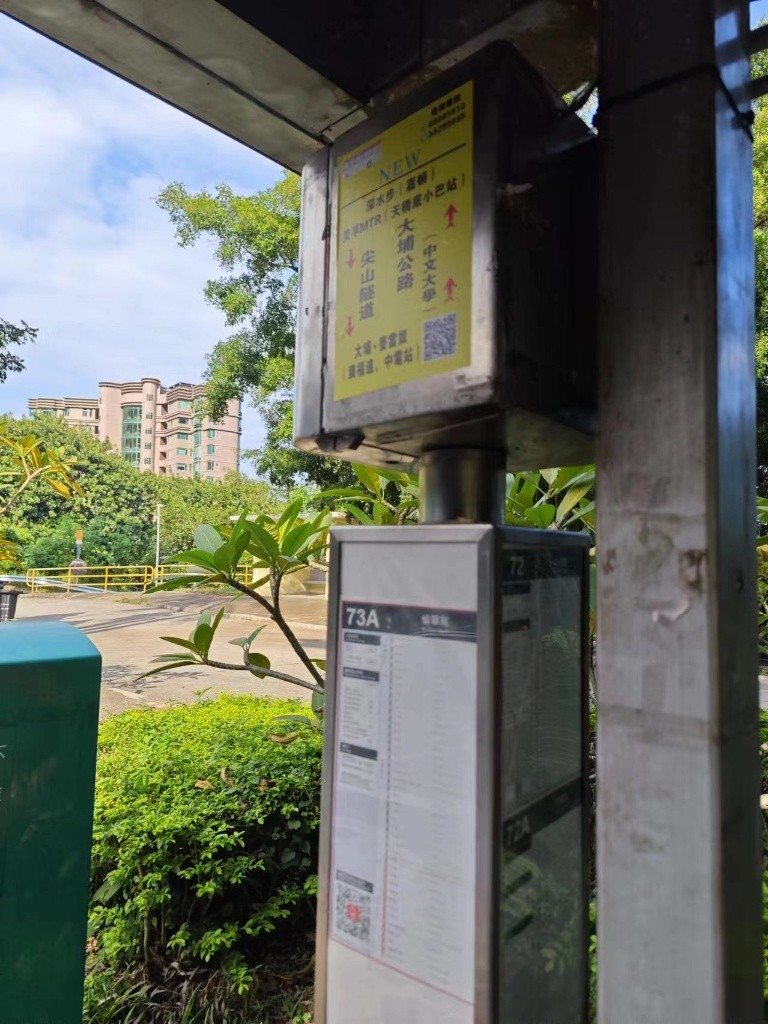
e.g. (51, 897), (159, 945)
(0, 14), (282, 455)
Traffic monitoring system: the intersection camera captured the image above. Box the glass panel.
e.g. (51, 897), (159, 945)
(498, 544), (585, 1024)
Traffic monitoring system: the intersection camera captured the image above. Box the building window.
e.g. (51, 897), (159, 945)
(145, 427), (153, 435)
(206, 460), (215, 471)
(206, 476), (214, 482)
(178, 417), (189, 425)
(206, 444), (215, 455)
(176, 463), (186, 472)
(178, 399), (191, 409)
(145, 393), (154, 401)
(177, 447), (187, 456)
(145, 411), (153, 420)
(207, 429), (216, 439)
(82, 408), (93, 417)
(144, 442), (152, 450)
(121, 405), (143, 460)
(143, 457), (152, 465)
(178, 432), (189, 440)
(63, 407), (70, 416)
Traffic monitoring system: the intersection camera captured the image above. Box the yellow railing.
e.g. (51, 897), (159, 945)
(25, 563), (260, 594)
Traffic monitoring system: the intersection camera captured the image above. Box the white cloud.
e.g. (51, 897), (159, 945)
(0, 14), (285, 455)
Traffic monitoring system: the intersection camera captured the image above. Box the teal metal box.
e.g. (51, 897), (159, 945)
(0, 621), (101, 1022)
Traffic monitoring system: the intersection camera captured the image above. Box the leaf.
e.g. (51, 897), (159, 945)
(272, 714), (316, 727)
(281, 520), (323, 557)
(523, 504), (556, 528)
(540, 467), (558, 486)
(352, 464), (382, 496)
(219, 767), (235, 786)
(228, 625), (267, 648)
(311, 690), (325, 715)
(245, 521), (281, 563)
(149, 574), (225, 593)
(211, 606), (226, 634)
(194, 524), (224, 553)
(267, 732), (301, 745)
(92, 874), (122, 904)
(159, 636), (200, 654)
(341, 502), (375, 526)
(194, 780), (214, 791)
(275, 498), (303, 536)
(135, 659), (200, 680)
(164, 548), (219, 568)
(247, 652), (272, 670)
(193, 621), (214, 658)
(151, 653), (200, 664)
(46, 478), (73, 498)
(555, 484), (592, 524)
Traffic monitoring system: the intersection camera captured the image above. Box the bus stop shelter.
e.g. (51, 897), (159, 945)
(0, 1), (761, 1020)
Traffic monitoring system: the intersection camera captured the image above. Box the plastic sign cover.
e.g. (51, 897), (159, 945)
(334, 82), (473, 400)
(327, 599), (478, 1023)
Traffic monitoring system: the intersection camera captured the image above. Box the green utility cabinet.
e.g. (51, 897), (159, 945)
(0, 621), (101, 1023)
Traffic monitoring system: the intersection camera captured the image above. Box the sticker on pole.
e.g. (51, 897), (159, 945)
(334, 82), (473, 400)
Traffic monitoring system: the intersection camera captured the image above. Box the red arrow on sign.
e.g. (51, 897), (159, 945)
(444, 277), (457, 301)
(346, 249), (355, 269)
(444, 203), (458, 228)
(345, 315), (355, 336)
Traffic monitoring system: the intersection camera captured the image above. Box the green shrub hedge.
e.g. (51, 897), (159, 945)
(85, 695), (322, 1024)
(86, 695), (768, 1022)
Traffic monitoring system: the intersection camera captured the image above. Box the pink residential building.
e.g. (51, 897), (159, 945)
(28, 378), (241, 482)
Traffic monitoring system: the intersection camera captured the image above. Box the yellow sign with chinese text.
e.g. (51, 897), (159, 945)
(334, 82), (473, 400)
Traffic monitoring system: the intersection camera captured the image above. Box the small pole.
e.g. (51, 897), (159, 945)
(155, 503), (163, 580)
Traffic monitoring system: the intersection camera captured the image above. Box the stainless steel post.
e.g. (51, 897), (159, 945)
(597, 2), (761, 1021)
(419, 448), (506, 525)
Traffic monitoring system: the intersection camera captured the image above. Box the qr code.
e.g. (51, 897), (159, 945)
(334, 882), (372, 944)
(423, 312), (457, 362)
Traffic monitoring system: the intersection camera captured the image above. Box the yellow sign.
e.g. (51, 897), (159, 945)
(334, 81), (473, 400)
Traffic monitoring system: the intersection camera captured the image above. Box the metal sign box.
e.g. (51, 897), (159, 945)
(317, 525), (590, 1024)
(0, 620), (101, 1023)
(295, 44), (597, 472)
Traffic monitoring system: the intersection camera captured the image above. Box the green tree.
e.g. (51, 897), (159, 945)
(0, 415), (282, 567)
(156, 174), (353, 490)
(1, 414), (154, 562)
(23, 514), (148, 568)
(0, 429), (82, 563)
(147, 472), (277, 558)
(0, 318), (37, 383)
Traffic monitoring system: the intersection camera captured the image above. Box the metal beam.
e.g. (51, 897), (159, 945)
(597, 2), (761, 1021)
(0, 0), (366, 171)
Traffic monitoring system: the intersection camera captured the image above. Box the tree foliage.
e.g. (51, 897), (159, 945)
(0, 318), (37, 383)
(156, 174), (353, 490)
(0, 416), (278, 567)
(0, 428), (82, 563)
(1, 414), (155, 564)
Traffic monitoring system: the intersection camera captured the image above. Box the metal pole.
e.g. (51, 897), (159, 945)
(155, 502), (163, 579)
(418, 448), (506, 525)
(597, 2), (761, 1020)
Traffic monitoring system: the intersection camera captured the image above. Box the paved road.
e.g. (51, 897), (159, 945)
(14, 591), (768, 718)
(15, 591), (326, 720)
